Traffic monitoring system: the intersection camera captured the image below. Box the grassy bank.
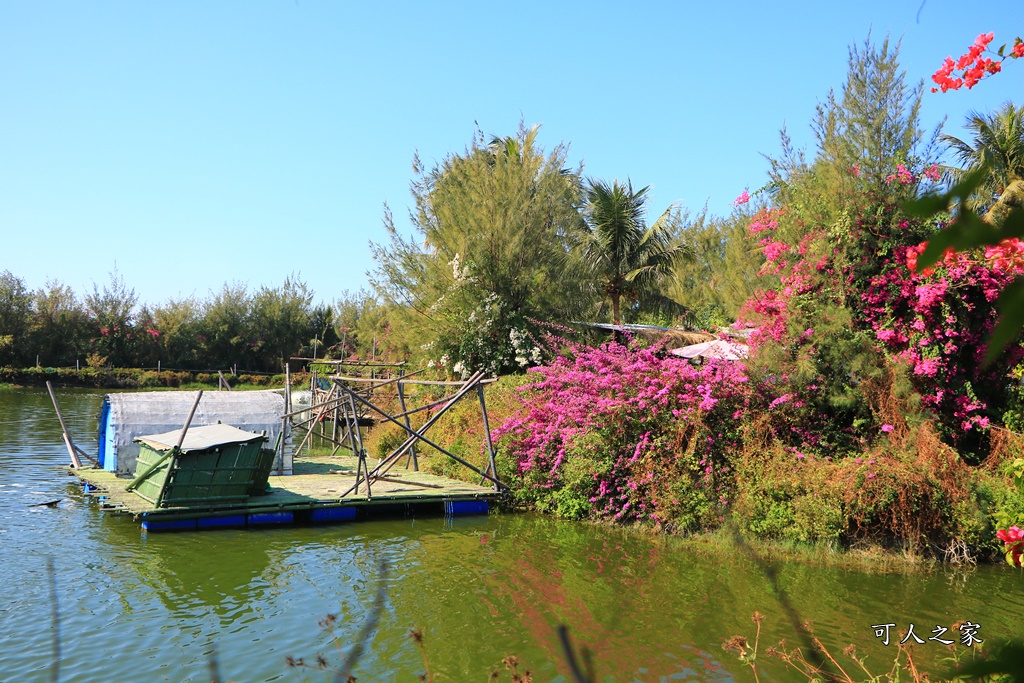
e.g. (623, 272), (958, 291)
(0, 365), (309, 390)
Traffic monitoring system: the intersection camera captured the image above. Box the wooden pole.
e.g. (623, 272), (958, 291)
(371, 371), (485, 471)
(477, 384), (500, 490)
(294, 385), (336, 456)
(396, 373), (418, 471)
(175, 390), (204, 450)
(218, 370), (232, 391)
(284, 363), (292, 414)
(46, 381), (81, 469)
(277, 416), (288, 474)
(347, 390), (371, 498)
(332, 393), (339, 444)
(325, 375), (493, 387)
(343, 390), (360, 456)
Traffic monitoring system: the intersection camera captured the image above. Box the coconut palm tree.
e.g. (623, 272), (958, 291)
(941, 102), (1024, 220)
(576, 179), (689, 324)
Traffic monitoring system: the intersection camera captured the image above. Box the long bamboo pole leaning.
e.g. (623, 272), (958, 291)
(354, 380), (503, 488)
(46, 381), (82, 468)
(477, 383), (500, 490)
(293, 385), (337, 456)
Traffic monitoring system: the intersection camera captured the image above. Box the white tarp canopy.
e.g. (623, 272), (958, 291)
(100, 390), (289, 475)
(669, 339), (749, 361)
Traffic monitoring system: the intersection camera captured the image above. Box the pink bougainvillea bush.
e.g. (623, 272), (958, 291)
(492, 340), (760, 529)
(861, 237), (1024, 446)
(737, 164), (1024, 461)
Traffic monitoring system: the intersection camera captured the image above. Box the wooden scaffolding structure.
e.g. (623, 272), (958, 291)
(287, 361), (504, 499)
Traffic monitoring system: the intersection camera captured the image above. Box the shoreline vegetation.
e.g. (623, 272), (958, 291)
(19, 358), (1019, 573)
(0, 365), (307, 391)
(356, 369), (1024, 569)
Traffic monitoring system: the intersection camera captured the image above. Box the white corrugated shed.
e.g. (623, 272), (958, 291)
(99, 390), (291, 476)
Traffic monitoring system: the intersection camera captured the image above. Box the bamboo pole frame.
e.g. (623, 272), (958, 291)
(334, 370), (505, 498)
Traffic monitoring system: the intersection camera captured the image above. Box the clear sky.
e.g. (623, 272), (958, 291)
(2, 1), (1022, 308)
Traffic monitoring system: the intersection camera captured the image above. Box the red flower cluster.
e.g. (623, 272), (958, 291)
(904, 242), (961, 277)
(906, 238), (1024, 278)
(931, 33), (1023, 92)
(997, 526), (1024, 567)
(984, 238), (1024, 275)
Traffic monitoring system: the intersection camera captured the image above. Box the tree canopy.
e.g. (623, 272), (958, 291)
(371, 124), (590, 375)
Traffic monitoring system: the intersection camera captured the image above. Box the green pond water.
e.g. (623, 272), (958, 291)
(1, 387), (1022, 682)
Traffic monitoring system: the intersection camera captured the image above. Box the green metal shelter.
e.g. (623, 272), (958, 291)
(129, 424), (273, 508)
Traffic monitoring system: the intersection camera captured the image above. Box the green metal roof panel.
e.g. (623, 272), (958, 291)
(135, 423), (265, 453)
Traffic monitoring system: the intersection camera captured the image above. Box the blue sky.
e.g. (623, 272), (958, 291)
(1, 1), (1022, 307)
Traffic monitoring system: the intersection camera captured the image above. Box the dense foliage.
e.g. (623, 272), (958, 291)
(370, 124), (590, 377)
(0, 270), (337, 373)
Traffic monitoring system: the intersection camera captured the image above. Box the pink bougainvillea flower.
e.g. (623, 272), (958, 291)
(881, 424), (894, 433)
(997, 527), (1024, 567)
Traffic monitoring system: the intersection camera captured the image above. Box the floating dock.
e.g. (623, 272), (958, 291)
(73, 454), (499, 531)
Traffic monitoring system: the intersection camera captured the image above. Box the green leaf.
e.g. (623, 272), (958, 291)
(905, 165), (1024, 272)
(1008, 552), (1018, 567)
(953, 640), (1024, 682)
(999, 43), (1007, 57)
(985, 277), (1024, 364)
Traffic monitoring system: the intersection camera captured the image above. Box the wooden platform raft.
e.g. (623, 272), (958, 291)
(50, 367), (506, 532)
(73, 454), (500, 531)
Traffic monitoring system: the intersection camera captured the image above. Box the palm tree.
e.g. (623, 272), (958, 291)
(576, 179), (688, 324)
(941, 102), (1024, 221)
